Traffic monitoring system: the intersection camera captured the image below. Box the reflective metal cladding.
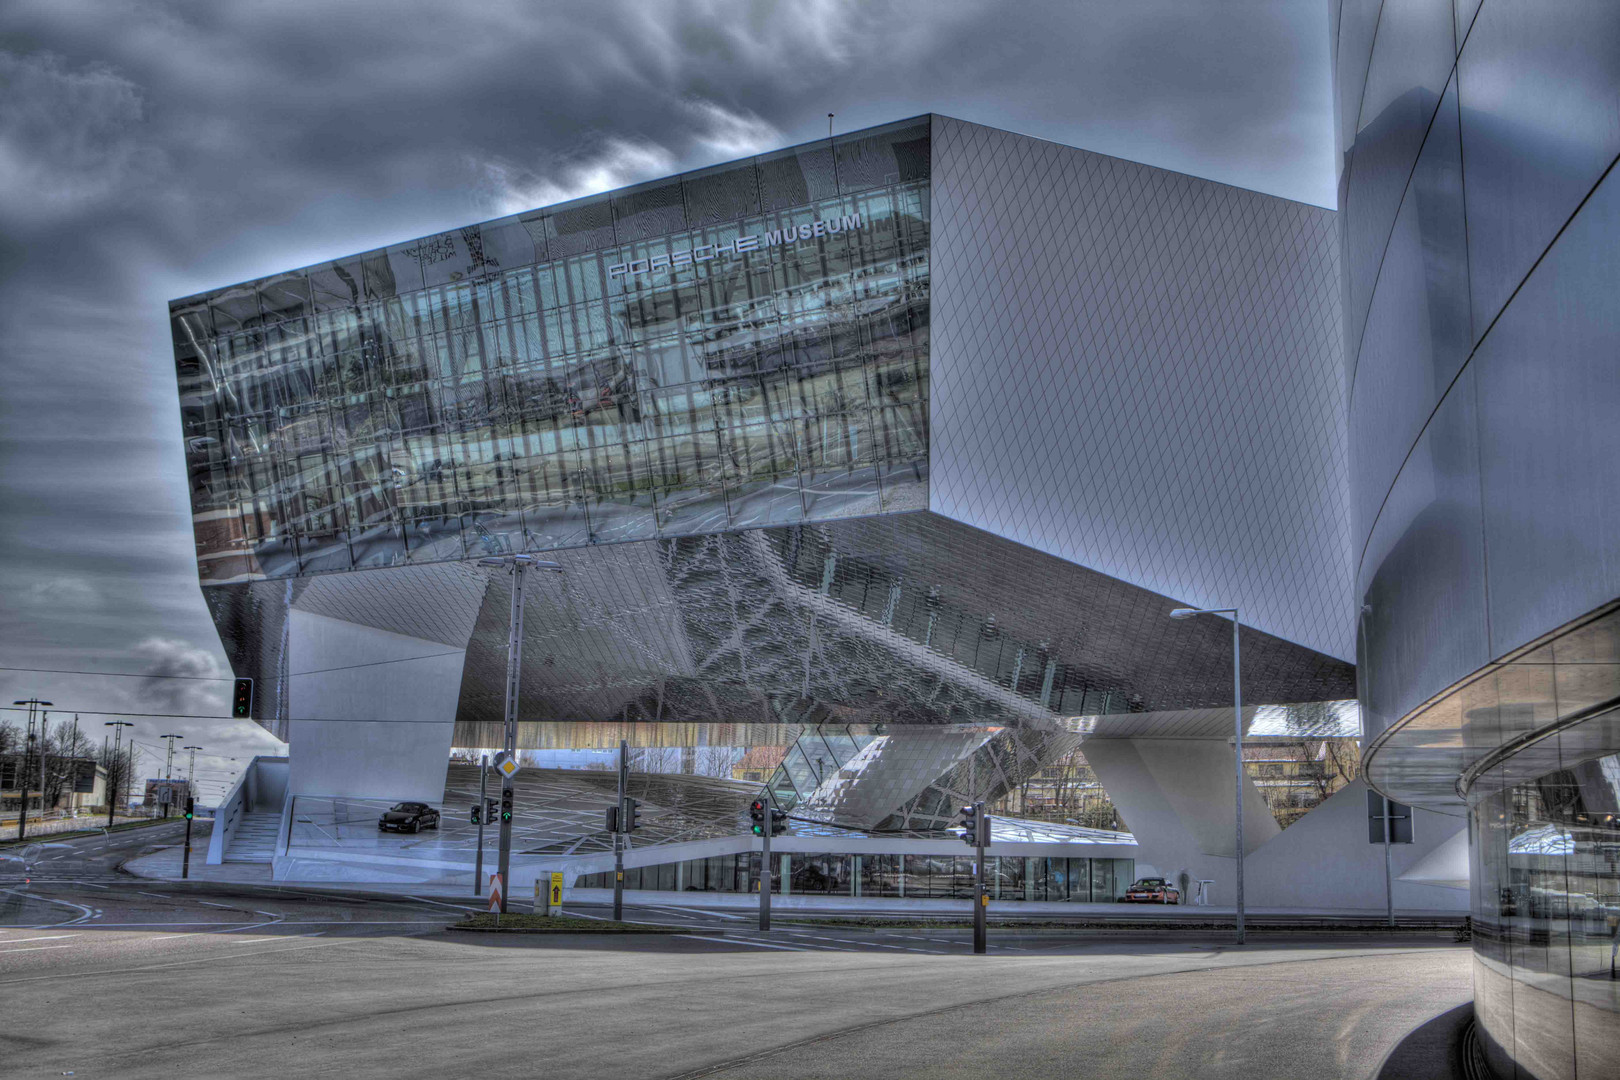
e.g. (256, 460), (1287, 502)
(1340, 2), (1620, 1075)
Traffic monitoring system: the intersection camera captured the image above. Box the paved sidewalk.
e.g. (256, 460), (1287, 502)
(0, 814), (163, 843)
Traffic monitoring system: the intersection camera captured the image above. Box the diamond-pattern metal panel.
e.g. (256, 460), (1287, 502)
(929, 116), (1352, 661)
(293, 562), (488, 647)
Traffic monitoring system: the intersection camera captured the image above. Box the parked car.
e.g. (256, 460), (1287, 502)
(1122, 877), (1181, 904)
(378, 802), (440, 833)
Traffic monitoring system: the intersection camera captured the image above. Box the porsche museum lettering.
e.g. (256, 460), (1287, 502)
(608, 213), (865, 281)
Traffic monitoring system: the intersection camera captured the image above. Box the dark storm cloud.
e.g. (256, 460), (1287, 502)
(0, 0), (1331, 770)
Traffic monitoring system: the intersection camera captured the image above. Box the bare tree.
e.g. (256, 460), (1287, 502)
(43, 725), (96, 810)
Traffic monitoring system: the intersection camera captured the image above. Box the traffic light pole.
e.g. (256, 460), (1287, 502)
(474, 752), (488, 897)
(759, 815), (772, 932)
(973, 800), (988, 955)
(182, 797), (195, 879)
(495, 562), (528, 915)
(614, 740), (628, 921)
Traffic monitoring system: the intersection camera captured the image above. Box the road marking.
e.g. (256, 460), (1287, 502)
(405, 895), (481, 912)
(253, 910), (281, 918)
(0, 935), (77, 944)
(137, 892), (171, 900)
(0, 889), (97, 926)
(197, 901), (238, 910)
(65, 920), (448, 928)
(654, 906), (746, 921)
(0, 944), (75, 954)
(68, 880), (110, 889)
(684, 935), (807, 951)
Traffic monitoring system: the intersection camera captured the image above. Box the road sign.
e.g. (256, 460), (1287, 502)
(549, 872), (563, 911)
(487, 872), (503, 913)
(493, 752), (521, 779)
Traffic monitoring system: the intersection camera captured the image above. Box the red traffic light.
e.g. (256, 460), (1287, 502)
(749, 799), (767, 814)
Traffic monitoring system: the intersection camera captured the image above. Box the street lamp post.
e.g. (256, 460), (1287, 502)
(104, 721), (134, 826)
(181, 745), (203, 879)
(159, 734), (183, 818)
(12, 699), (53, 840)
(1169, 605), (1245, 945)
(478, 554), (564, 913)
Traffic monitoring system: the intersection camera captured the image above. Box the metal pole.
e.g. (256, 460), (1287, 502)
(614, 739), (627, 921)
(15, 701), (37, 839)
(38, 713), (49, 821)
(182, 809), (193, 878)
(161, 735), (178, 818)
(497, 560), (526, 914)
(1384, 803), (1396, 928)
(759, 806), (772, 932)
(973, 800), (988, 954)
(105, 722), (131, 827)
(475, 752), (488, 896)
(1233, 613), (1245, 946)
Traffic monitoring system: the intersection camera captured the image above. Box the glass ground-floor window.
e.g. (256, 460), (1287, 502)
(1471, 745), (1620, 1080)
(790, 853), (852, 895)
(576, 852), (1133, 902)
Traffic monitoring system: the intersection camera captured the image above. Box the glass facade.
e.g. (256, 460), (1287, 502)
(171, 119), (931, 584)
(1471, 744), (1620, 1080)
(574, 852), (1133, 901)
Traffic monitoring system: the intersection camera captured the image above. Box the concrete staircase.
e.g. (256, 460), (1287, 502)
(224, 812), (281, 863)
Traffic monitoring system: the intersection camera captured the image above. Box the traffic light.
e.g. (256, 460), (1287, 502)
(183, 797), (195, 821)
(499, 788), (514, 823)
(604, 805), (619, 832)
(749, 797), (768, 837)
(770, 807), (788, 836)
(959, 804), (981, 847)
(231, 678), (254, 719)
(471, 805), (482, 825)
(624, 798), (642, 832)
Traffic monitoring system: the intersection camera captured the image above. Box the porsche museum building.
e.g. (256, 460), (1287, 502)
(178, 117), (1475, 922)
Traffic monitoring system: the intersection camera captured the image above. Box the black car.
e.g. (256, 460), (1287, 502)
(378, 802), (440, 833)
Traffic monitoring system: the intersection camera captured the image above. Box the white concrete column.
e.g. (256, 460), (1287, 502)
(285, 610), (467, 803)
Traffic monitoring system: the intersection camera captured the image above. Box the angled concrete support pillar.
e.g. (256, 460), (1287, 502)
(286, 610), (467, 802)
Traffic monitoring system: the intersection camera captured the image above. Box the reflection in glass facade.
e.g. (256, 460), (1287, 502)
(574, 853), (1134, 901)
(1471, 745), (1620, 1080)
(172, 119), (931, 583)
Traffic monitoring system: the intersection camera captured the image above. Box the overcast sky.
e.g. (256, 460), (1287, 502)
(0, 0), (1335, 797)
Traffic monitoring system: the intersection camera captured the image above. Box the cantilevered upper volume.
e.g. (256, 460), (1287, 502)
(171, 116), (935, 590)
(170, 115), (1352, 738)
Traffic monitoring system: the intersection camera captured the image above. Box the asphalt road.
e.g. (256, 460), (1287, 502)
(0, 821), (1473, 1080)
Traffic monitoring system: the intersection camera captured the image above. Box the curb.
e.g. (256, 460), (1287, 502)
(446, 923), (700, 935)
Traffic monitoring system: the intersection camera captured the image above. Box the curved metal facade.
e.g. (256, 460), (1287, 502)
(1337, 1), (1620, 1074)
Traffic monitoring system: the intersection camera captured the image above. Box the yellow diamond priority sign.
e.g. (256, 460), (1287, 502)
(493, 752), (521, 779)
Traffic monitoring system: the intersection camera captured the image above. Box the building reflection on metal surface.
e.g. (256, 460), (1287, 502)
(173, 119), (932, 586)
